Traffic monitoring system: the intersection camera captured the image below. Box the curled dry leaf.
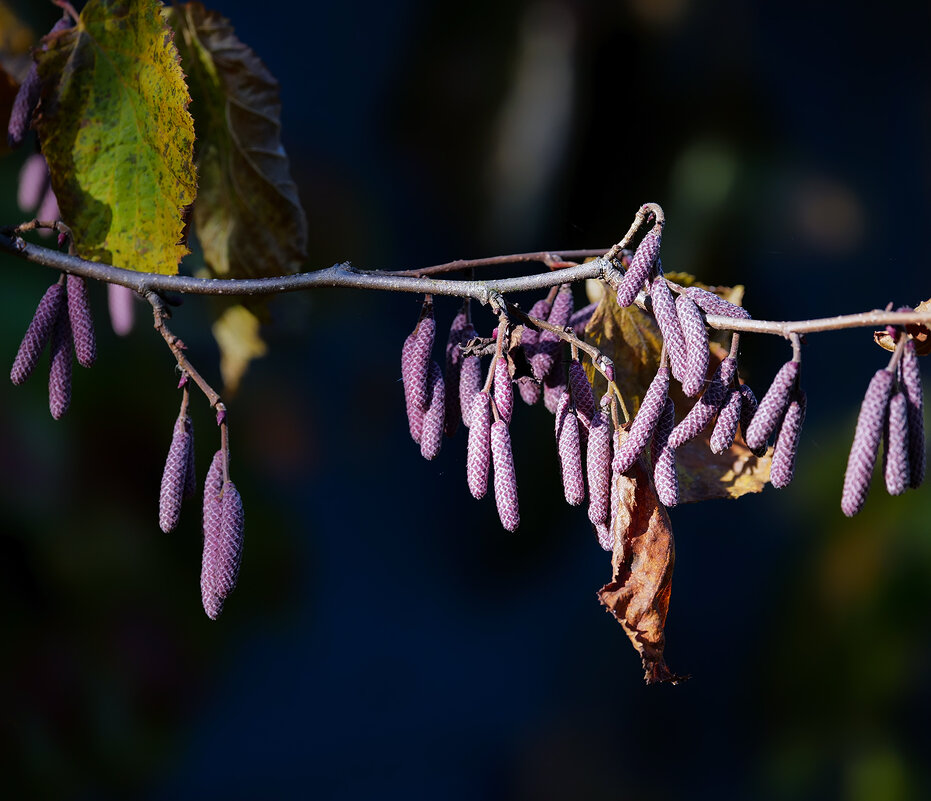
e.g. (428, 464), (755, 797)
(598, 458), (687, 685)
(873, 298), (931, 355)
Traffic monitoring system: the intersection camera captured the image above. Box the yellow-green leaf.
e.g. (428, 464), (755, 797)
(167, 2), (307, 278)
(35, 0), (196, 274)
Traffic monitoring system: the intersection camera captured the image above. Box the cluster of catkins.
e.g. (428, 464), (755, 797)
(400, 288), (608, 543)
(841, 328), (925, 516)
(158, 395), (245, 619)
(605, 218), (807, 508)
(10, 274), (96, 417)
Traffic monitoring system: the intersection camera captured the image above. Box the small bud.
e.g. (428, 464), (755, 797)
(466, 392), (492, 499)
(67, 275), (97, 368)
(556, 391), (585, 506)
(11, 282), (65, 385)
(744, 360), (800, 452)
(493, 356), (513, 426)
(770, 390), (806, 488)
(676, 295), (709, 397)
(491, 421), (520, 531)
(841, 369), (895, 517)
(685, 286), (751, 319)
(48, 305), (72, 420)
(650, 275), (687, 382)
(883, 391), (910, 496)
(420, 361), (445, 460)
(616, 229), (661, 308)
(613, 366), (670, 474)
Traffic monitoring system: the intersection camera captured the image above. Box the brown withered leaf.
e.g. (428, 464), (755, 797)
(598, 458), (687, 685)
(874, 297), (931, 356)
(584, 288), (663, 416)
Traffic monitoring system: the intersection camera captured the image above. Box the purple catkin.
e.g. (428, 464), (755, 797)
(443, 313), (469, 437)
(518, 376), (541, 406)
(650, 275), (687, 382)
(710, 388), (742, 454)
(738, 383), (767, 457)
(11, 282), (65, 385)
(613, 366), (670, 474)
(586, 410), (612, 526)
(159, 415), (192, 533)
(555, 391), (585, 505)
(568, 302), (598, 335)
(458, 353), (483, 427)
(108, 284), (136, 336)
(685, 286), (751, 319)
(841, 369), (895, 517)
(37, 184), (59, 226)
(48, 305), (72, 420)
(7, 63), (40, 148)
(466, 392), (492, 499)
(900, 339), (925, 488)
(543, 349), (566, 414)
(493, 357), (513, 426)
(66, 274), (96, 368)
(521, 298), (552, 359)
(532, 285), (573, 379)
(401, 306), (435, 443)
(214, 481), (245, 600)
(745, 360), (800, 451)
(491, 421), (520, 532)
(652, 397), (679, 508)
(770, 390), (807, 489)
(420, 361), (445, 460)
(201, 451), (225, 619)
(605, 430), (622, 552)
(883, 391), (910, 496)
(568, 359), (595, 428)
(616, 229), (661, 308)
(17, 153), (49, 212)
(183, 415), (196, 499)
(676, 294), (709, 397)
(669, 357), (737, 449)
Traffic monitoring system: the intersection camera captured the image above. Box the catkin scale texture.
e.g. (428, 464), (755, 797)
(420, 361), (445, 460)
(652, 397), (679, 508)
(770, 390), (806, 489)
(543, 351), (566, 414)
(491, 422), (520, 532)
(458, 354), (482, 427)
(401, 308), (435, 443)
(7, 65), (40, 148)
(48, 306), (72, 420)
(613, 366), (670, 474)
(676, 295), (709, 397)
(668, 357), (737, 448)
(616, 229), (660, 308)
(555, 391), (585, 506)
(493, 357), (513, 426)
(214, 481), (245, 600)
(532, 285), (573, 379)
(11, 282), (65, 385)
(744, 360), (800, 451)
(568, 360), (595, 427)
(883, 391), (910, 496)
(710, 388), (742, 454)
(901, 340), (925, 488)
(685, 286), (751, 319)
(443, 313), (471, 437)
(67, 275), (97, 368)
(841, 369), (895, 517)
(650, 275), (687, 382)
(586, 411), (612, 526)
(466, 393), (492, 498)
(159, 414), (192, 533)
(201, 451), (225, 620)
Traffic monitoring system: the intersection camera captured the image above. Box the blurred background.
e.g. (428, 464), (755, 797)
(2, 0), (931, 798)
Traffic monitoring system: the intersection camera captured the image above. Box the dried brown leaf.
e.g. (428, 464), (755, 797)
(599, 458), (686, 684)
(874, 297), (931, 355)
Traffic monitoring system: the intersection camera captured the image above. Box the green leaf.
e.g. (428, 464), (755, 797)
(35, 0), (196, 274)
(167, 2), (307, 278)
